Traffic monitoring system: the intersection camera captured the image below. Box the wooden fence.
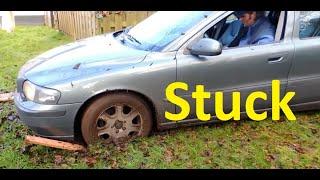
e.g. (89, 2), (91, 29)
(98, 11), (154, 33)
(45, 11), (154, 40)
(47, 11), (96, 40)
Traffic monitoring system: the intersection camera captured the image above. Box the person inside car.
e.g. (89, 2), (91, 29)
(219, 11), (275, 48)
(237, 11), (275, 46)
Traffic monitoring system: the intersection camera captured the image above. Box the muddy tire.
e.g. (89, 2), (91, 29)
(81, 92), (153, 145)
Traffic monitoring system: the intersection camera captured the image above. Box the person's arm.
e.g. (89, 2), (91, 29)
(255, 34), (275, 45)
(253, 22), (275, 45)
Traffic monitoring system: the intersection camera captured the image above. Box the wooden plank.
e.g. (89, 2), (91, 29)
(56, 12), (60, 30)
(109, 12), (115, 32)
(68, 11), (72, 37)
(86, 12), (90, 37)
(69, 12), (72, 36)
(83, 11), (89, 37)
(59, 11), (62, 32)
(78, 11), (81, 39)
(122, 14), (126, 29)
(57, 12), (60, 31)
(92, 11), (96, 35)
(44, 11), (50, 27)
(71, 12), (74, 37)
(64, 12), (68, 35)
(115, 12), (122, 31)
(83, 11), (86, 38)
(66, 11), (69, 36)
(126, 11), (136, 27)
(61, 11), (65, 34)
(94, 13), (99, 35)
(80, 11), (83, 39)
(78, 11), (82, 39)
(88, 12), (92, 37)
(56, 11), (60, 30)
(74, 12), (77, 38)
(122, 12), (126, 29)
(74, 11), (78, 40)
(102, 15), (109, 33)
(91, 11), (95, 36)
(74, 12), (78, 39)
(82, 12), (86, 38)
(91, 11), (95, 35)
(80, 12), (84, 39)
(62, 11), (65, 34)
(25, 135), (86, 152)
(55, 11), (59, 29)
(80, 11), (84, 39)
(66, 11), (69, 35)
(64, 12), (67, 35)
(0, 92), (13, 102)
(71, 12), (76, 40)
(137, 11), (148, 23)
(44, 11), (47, 26)
(52, 11), (56, 29)
(103, 12), (109, 33)
(89, 12), (93, 36)
(75, 11), (79, 40)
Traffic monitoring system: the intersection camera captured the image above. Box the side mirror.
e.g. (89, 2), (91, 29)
(189, 38), (222, 56)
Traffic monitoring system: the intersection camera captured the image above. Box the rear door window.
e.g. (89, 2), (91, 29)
(299, 11), (320, 39)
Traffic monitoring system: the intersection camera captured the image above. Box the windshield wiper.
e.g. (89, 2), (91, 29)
(121, 26), (141, 45)
(125, 33), (141, 45)
(123, 32), (141, 44)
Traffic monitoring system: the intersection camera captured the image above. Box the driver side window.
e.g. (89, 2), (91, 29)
(187, 11), (283, 56)
(202, 11), (283, 50)
(204, 13), (240, 41)
(203, 13), (243, 48)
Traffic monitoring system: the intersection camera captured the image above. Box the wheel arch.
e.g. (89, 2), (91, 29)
(73, 89), (158, 143)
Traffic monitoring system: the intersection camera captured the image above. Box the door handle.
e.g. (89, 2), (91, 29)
(268, 56), (284, 63)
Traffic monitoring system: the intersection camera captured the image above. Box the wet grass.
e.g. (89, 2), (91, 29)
(0, 26), (72, 92)
(0, 26), (319, 169)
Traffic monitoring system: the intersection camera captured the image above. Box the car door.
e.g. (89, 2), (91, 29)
(287, 11), (320, 109)
(175, 11), (295, 122)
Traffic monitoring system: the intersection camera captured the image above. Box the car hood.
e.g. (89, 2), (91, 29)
(20, 33), (149, 86)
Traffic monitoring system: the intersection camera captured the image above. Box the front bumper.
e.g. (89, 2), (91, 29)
(14, 92), (83, 141)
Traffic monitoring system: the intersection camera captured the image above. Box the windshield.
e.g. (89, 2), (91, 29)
(116, 11), (214, 52)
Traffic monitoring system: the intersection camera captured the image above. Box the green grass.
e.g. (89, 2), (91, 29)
(0, 26), (72, 92)
(0, 26), (320, 169)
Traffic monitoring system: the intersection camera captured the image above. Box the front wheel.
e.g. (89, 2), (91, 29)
(81, 92), (153, 145)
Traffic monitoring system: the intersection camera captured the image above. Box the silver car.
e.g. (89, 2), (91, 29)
(14, 11), (320, 144)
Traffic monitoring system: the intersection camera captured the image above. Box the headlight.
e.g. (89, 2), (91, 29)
(23, 81), (61, 104)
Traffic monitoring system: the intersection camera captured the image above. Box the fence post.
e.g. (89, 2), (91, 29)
(1, 11), (15, 33)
